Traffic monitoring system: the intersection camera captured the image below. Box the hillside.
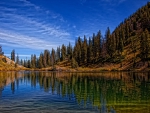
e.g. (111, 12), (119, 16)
(108, 2), (150, 71)
(0, 55), (26, 71)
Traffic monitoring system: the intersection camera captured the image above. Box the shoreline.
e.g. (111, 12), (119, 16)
(1, 66), (149, 72)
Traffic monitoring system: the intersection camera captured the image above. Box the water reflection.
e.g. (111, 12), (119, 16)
(0, 71), (150, 113)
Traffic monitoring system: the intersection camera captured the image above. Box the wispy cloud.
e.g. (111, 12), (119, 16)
(0, 0), (73, 51)
(101, 0), (126, 5)
(0, 29), (57, 50)
(20, 0), (40, 10)
(80, 0), (87, 4)
(5, 54), (32, 57)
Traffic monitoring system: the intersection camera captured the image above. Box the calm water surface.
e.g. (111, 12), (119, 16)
(0, 71), (150, 113)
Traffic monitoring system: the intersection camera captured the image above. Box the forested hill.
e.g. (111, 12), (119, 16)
(19, 2), (150, 71)
(101, 2), (150, 70)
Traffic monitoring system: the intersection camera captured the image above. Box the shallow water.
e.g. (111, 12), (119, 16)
(0, 71), (150, 113)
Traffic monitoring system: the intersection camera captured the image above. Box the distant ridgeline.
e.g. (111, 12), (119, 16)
(4, 2), (150, 70)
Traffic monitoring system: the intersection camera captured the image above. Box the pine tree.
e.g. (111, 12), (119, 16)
(34, 54), (36, 68)
(76, 37), (82, 65)
(43, 50), (49, 67)
(92, 33), (96, 62)
(118, 30), (124, 55)
(101, 38), (107, 59)
(47, 51), (51, 66)
(81, 35), (87, 64)
(36, 58), (39, 68)
(39, 53), (44, 68)
(67, 42), (73, 60)
(106, 27), (113, 58)
(0, 45), (4, 55)
(51, 48), (55, 68)
(87, 37), (93, 64)
(11, 49), (15, 62)
(96, 31), (102, 58)
(23, 60), (27, 67)
(20, 59), (23, 66)
(16, 54), (19, 64)
(31, 54), (36, 68)
(61, 44), (66, 61)
(27, 60), (31, 68)
(125, 22), (130, 45)
(56, 46), (61, 62)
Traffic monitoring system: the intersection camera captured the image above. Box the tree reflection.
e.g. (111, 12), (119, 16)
(0, 71), (150, 112)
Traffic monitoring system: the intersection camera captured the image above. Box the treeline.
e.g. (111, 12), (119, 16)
(12, 2), (150, 69)
(17, 31), (107, 68)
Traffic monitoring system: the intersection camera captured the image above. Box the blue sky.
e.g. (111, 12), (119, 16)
(0, 0), (149, 59)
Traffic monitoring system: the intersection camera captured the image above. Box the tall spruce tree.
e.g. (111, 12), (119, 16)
(81, 35), (87, 64)
(47, 51), (51, 66)
(39, 53), (44, 68)
(11, 49), (15, 62)
(16, 54), (19, 64)
(56, 46), (61, 62)
(76, 37), (82, 65)
(67, 42), (73, 60)
(96, 31), (102, 58)
(61, 44), (66, 61)
(87, 37), (93, 64)
(51, 48), (55, 68)
(0, 45), (4, 55)
(105, 27), (113, 58)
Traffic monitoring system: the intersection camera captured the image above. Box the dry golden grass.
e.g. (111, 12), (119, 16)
(0, 55), (27, 71)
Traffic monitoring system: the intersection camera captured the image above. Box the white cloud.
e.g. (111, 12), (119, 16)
(73, 25), (76, 29)
(0, 29), (57, 50)
(101, 0), (126, 4)
(5, 54), (31, 57)
(20, 0), (40, 11)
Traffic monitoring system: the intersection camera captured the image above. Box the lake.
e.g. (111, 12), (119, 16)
(0, 71), (150, 113)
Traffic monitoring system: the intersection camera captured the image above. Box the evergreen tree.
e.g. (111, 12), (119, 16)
(92, 33), (96, 62)
(11, 49), (15, 62)
(31, 54), (36, 68)
(51, 48), (55, 68)
(87, 37), (93, 64)
(96, 31), (102, 58)
(43, 50), (49, 67)
(101, 38), (107, 59)
(27, 60), (31, 68)
(74, 37), (82, 65)
(23, 60), (26, 67)
(105, 27), (113, 58)
(61, 44), (66, 61)
(34, 54), (36, 68)
(125, 22), (130, 45)
(56, 46), (61, 62)
(67, 42), (73, 60)
(20, 59), (23, 66)
(36, 58), (39, 68)
(39, 53), (44, 68)
(81, 35), (87, 64)
(0, 45), (4, 55)
(47, 51), (51, 66)
(119, 32), (124, 55)
(16, 54), (19, 64)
